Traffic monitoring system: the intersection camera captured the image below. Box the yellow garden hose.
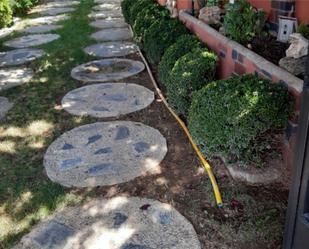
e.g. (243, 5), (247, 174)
(135, 43), (223, 208)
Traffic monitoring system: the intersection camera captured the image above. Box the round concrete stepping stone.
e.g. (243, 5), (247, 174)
(91, 28), (132, 42)
(44, 121), (167, 187)
(4, 34), (60, 48)
(71, 59), (145, 82)
(0, 67), (33, 91)
(90, 18), (127, 29)
(24, 14), (69, 26)
(22, 24), (62, 34)
(84, 42), (137, 57)
(0, 48), (44, 67)
(88, 10), (123, 19)
(93, 3), (121, 11)
(62, 83), (154, 117)
(39, 7), (75, 16)
(13, 197), (201, 249)
(0, 97), (13, 120)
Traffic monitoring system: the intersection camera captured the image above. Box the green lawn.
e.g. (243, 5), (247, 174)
(0, 0), (98, 247)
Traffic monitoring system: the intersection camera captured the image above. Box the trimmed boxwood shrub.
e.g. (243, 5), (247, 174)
(158, 34), (204, 85)
(188, 74), (292, 166)
(144, 18), (188, 64)
(133, 4), (169, 41)
(121, 0), (134, 23)
(129, 0), (153, 25)
(166, 48), (217, 115)
(0, 0), (12, 28)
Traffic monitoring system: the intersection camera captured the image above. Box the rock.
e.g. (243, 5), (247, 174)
(279, 56), (307, 78)
(166, 0), (178, 18)
(199, 6), (221, 25)
(286, 33), (309, 59)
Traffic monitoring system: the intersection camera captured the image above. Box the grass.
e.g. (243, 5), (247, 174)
(0, 0), (99, 247)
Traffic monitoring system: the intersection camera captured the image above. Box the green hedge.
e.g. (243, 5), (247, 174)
(10, 0), (39, 14)
(158, 34), (204, 85)
(144, 18), (188, 64)
(121, 0), (134, 23)
(188, 74), (291, 166)
(129, 0), (153, 25)
(166, 48), (217, 115)
(0, 0), (12, 28)
(133, 4), (169, 42)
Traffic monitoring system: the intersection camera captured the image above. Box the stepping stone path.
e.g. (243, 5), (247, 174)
(39, 7), (75, 16)
(91, 28), (132, 42)
(90, 18), (128, 29)
(24, 14), (69, 26)
(71, 59), (145, 82)
(13, 197), (201, 249)
(0, 67), (33, 91)
(44, 121), (167, 187)
(22, 24), (62, 34)
(62, 83), (154, 117)
(88, 10), (122, 19)
(93, 3), (121, 11)
(4, 34), (60, 48)
(8, 0), (201, 247)
(0, 48), (44, 67)
(0, 97), (13, 120)
(84, 42), (137, 57)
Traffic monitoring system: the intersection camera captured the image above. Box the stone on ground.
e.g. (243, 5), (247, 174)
(29, 0), (79, 13)
(71, 59), (145, 82)
(84, 42), (137, 57)
(0, 48), (44, 67)
(22, 24), (62, 34)
(93, 3), (121, 11)
(13, 197), (201, 249)
(38, 7), (75, 16)
(0, 67), (33, 91)
(88, 10), (123, 19)
(4, 34), (60, 48)
(62, 83), (154, 117)
(95, 0), (122, 3)
(90, 18), (127, 29)
(24, 14), (69, 26)
(0, 97), (13, 120)
(44, 121), (167, 187)
(91, 28), (132, 42)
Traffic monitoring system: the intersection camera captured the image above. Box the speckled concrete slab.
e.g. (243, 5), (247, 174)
(0, 97), (13, 120)
(24, 14), (69, 26)
(62, 83), (154, 118)
(44, 121), (167, 187)
(90, 18), (127, 29)
(94, 0), (122, 3)
(71, 59), (144, 82)
(23, 24), (62, 34)
(88, 10), (123, 19)
(13, 197), (201, 249)
(0, 48), (44, 67)
(0, 67), (33, 91)
(84, 42), (137, 57)
(93, 3), (121, 11)
(91, 28), (132, 42)
(29, 0), (79, 13)
(4, 34), (60, 48)
(38, 7), (75, 16)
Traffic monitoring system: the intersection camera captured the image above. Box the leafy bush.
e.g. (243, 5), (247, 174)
(144, 18), (188, 64)
(121, 0), (134, 23)
(297, 23), (309, 40)
(166, 48), (217, 115)
(10, 0), (39, 14)
(0, 0), (12, 28)
(188, 74), (292, 166)
(223, 0), (266, 44)
(133, 3), (169, 42)
(129, 0), (153, 25)
(158, 34), (204, 85)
